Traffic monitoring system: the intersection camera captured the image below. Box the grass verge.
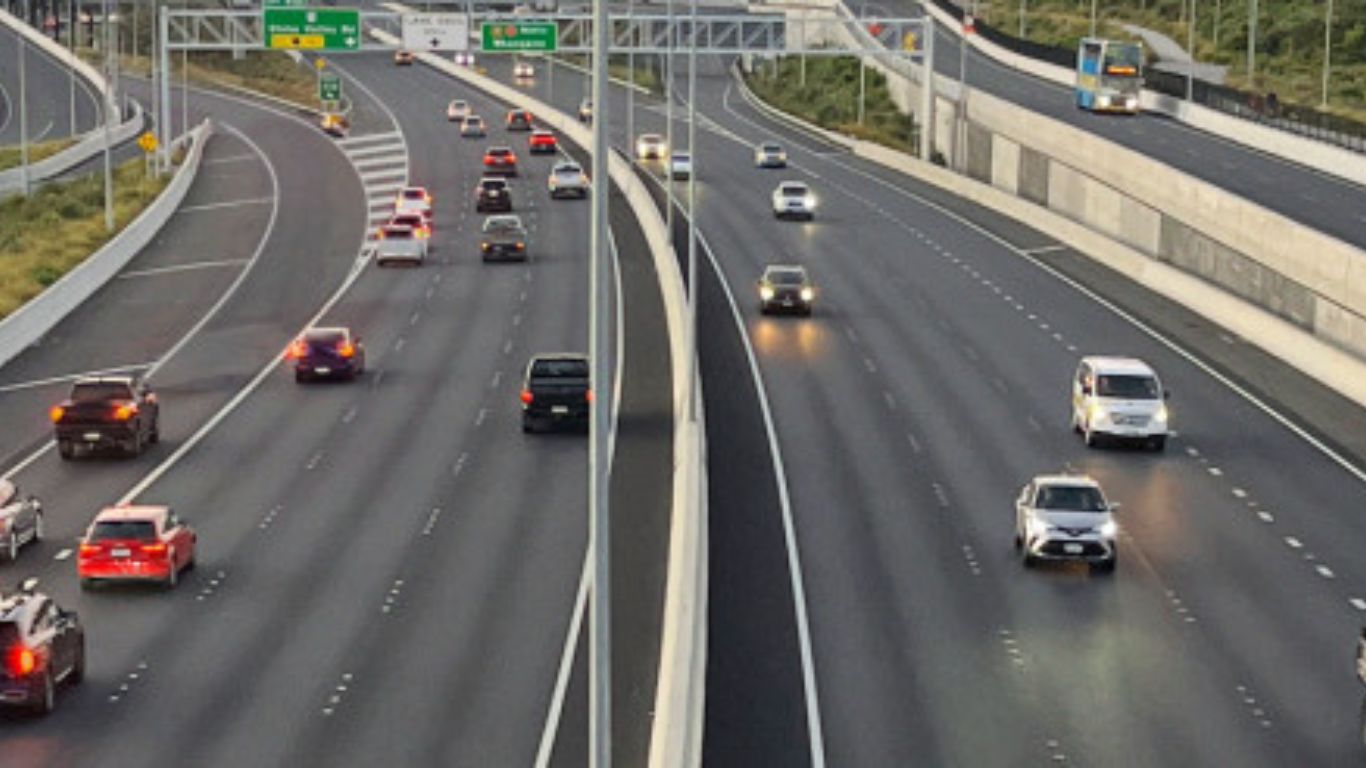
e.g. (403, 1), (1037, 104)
(0, 138), (78, 172)
(85, 49), (322, 112)
(746, 56), (919, 155)
(0, 156), (170, 320)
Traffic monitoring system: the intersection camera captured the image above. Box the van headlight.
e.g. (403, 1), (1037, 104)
(800, 287), (815, 302)
(803, 194), (817, 208)
(1153, 404), (1169, 424)
(1099, 520), (1118, 538)
(760, 286), (775, 301)
(1089, 403), (1110, 425)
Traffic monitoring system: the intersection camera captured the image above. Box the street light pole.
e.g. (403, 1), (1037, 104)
(1186, 0), (1195, 101)
(1089, 0), (1097, 37)
(1321, 0), (1333, 107)
(858, 4), (866, 125)
(101, 0), (112, 231)
(664, 0), (674, 240)
(18, 0), (29, 197)
(1247, 0), (1256, 84)
(588, 0), (611, 761)
(626, 1), (633, 165)
(686, 0), (698, 425)
(67, 0), (75, 134)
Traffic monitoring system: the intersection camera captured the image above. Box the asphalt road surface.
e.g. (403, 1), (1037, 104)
(0, 23), (101, 147)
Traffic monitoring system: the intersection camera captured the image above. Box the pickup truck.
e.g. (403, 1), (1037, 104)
(50, 376), (160, 459)
(480, 215), (529, 262)
(520, 354), (590, 433)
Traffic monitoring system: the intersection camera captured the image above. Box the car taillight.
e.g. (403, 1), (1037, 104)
(113, 403), (138, 421)
(338, 342), (356, 358)
(586, 389), (594, 403)
(287, 340), (308, 359)
(48, 405), (65, 423)
(515, 242), (525, 249)
(520, 390), (533, 404)
(484, 157), (494, 164)
(6, 646), (36, 677)
(78, 543), (100, 557)
(141, 542), (167, 555)
(509, 154), (518, 163)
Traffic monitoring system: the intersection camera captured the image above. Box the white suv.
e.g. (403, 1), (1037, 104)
(1015, 474), (1118, 573)
(1071, 356), (1169, 451)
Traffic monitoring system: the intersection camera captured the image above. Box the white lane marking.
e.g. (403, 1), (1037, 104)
(118, 259), (250, 279)
(532, 547), (592, 768)
(335, 130), (402, 147)
(53, 548), (72, 561)
(906, 432), (922, 453)
(201, 153), (257, 166)
(1284, 537), (1303, 549)
(1257, 511), (1275, 523)
(342, 405), (357, 424)
(409, 312), (421, 326)
(1207, 466), (1224, 477)
(503, 339), (514, 355)
(475, 408), (488, 426)
(723, 70), (1366, 486)
(1021, 244), (1067, 255)
(351, 152), (409, 169)
(360, 167), (408, 183)
(176, 197), (274, 214)
(0, 362), (154, 395)
(862, 357), (877, 373)
(1351, 598), (1366, 611)
(490, 371), (503, 389)
(305, 451), (324, 471)
(422, 507), (442, 537)
(344, 141), (407, 159)
(1232, 487), (1247, 499)
(1026, 415), (1043, 432)
(394, 337), (406, 352)
(33, 119), (53, 142)
(1316, 565), (1335, 579)
(883, 391), (896, 410)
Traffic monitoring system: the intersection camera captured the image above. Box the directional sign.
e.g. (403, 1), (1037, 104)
(137, 132), (158, 154)
(319, 73), (342, 102)
(481, 22), (557, 53)
(402, 13), (469, 52)
(263, 8), (361, 51)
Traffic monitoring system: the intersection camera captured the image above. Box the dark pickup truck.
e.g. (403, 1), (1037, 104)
(50, 376), (160, 459)
(520, 354), (590, 433)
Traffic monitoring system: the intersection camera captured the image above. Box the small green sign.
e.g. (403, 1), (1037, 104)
(481, 22), (557, 53)
(319, 74), (342, 102)
(263, 8), (361, 51)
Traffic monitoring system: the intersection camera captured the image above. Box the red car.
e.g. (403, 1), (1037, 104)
(483, 146), (519, 176)
(529, 130), (557, 155)
(387, 212), (431, 239)
(78, 505), (196, 590)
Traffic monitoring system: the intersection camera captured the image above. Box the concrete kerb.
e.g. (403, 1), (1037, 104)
(731, 65), (1366, 410)
(0, 119), (215, 371)
(369, 22), (705, 767)
(916, 0), (1366, 186)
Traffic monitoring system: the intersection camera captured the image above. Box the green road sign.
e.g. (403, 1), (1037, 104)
(263, 7), (361, 51)
(481, 22), (557, 53)
(319, 74), (342, 102)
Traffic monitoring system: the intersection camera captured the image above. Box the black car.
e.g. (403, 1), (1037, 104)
(50, 376), (160, 459)
(505, 109), (533, 131)
(475, 177), (513, 213)
(0, 579), (84, 715)
(520, 354), (590, 433)
(757, 264), (816, 316)
(288, 327), (366, 382)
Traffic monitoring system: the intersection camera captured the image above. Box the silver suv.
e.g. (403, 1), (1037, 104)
(1014, 474), (1118, 573)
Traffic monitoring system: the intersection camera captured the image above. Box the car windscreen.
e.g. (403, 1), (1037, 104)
(71, 382), (134, 402)
(381, 227), (415, 240)
(483, 218), (522, 232)
(89, 520), (158, 542)
(768, 270), (805, 286)
(780, 185), (808, 196)
(555, 165), (581, 175)
(1036, 486), (1107, 512)
(532, 359), (589, 378)
(401, 189), (426, 200)
(480, 180), (507, 191)
(1097, 374), (1160, 399)
(304, 330), (345, 347)
(489, 149), (512, 157)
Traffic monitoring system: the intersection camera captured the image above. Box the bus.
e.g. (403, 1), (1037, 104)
(1075, 38), (1143, 114)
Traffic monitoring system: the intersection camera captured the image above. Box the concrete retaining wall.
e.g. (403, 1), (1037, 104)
(0, 120), (215, 371)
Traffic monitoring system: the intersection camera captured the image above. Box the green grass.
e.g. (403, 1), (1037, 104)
(84, 48), (322, 111)
(0, 157), (170, 319)
(0, 138), (78, 172)
(979, 0), (1366, 122)
(746, 56), (920, 155)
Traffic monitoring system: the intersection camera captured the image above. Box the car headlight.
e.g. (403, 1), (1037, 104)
(759, 286), (775, 301)
(1028, 518), (1050, 537)
(800, 287), (815, 302)
(1099, 520), (1118, 538)
(1089, 403), (1110, 424)
(1153, 404), (1169, 424)
(803, 195), (816, 208)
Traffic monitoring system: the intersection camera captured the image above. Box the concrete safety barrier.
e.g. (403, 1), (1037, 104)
(0, 119), (215, 371)
(370, 19), (707, 767)
(0, 9), (147, 196)
(732, 64), (1366, 409)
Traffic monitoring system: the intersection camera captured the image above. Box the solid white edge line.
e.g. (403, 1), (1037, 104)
(637, 169), (827, 765)
(176, 197), (274, 214)
(118, 259), (252, 279)
(724, 66), (1366, 487)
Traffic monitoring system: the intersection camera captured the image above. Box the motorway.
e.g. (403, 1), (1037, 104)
(0, 23), (101, 147)
(873, 0), (1366, 249)
(0, 44), (678, 767)
(507, 52), (1366, 764)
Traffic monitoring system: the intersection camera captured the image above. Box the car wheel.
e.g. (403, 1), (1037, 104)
(149, 424), (160, 444)
(69, 642), (85, 685)
(522, 414), (535, 434)
(7, 532), (17, 561)
(165, 552), (178, 589)
(295, 370), (308, 383)
(58, 440), (74, 460)
(1091, 556), (1117, 574)
(32, 670), (54, 716)
(1150, 435), (1167, 452)
(33, 512), (43, 542)
(128, 431), (143, 457)
(1013, 530), (1022, 550)
(1083, 427), (1099, 448)
(1021, 548), (1036, 568)
(79, 578), (96, 591)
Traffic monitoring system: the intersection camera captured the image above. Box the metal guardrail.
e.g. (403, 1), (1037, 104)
(929, 0), (1366, 155)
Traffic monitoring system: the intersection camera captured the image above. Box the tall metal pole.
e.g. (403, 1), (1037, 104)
(1089, 0), (1096, 37)
(1018, 0), (1025, 38)
(18, 0), (29, 197)
(799, 11), (805, 87)
(158, 2), (170, 173)
(664, 0), (674, 239)
(626, 1), (633, 163)
(1186, 0), (1195, 101)
(181, 19), (187, 137)
(1246, 0), (1256, 84)
(67, 0), (75, 134)
(686, 0), (698, 424)
(1321, 0), (1332, 107)
(858, 4), (866, 125)
(101, 0), (112, 231)
(919, 16), (934, 161)
(588, 0), (611, 760)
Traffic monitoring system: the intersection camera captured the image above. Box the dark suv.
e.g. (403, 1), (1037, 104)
(288, 327), (366, 382)
(520, 354), (591, 433)
(50, 376), (160, 459)
(475, 177), (513, 213)
(0, 580), (85, 715)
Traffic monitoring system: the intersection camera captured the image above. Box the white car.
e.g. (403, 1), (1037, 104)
(636, 133), (667, 160)
(0, 480), (42, 561)
(394, 186), (433, 220)
(670, 151), (692, 180)
(754, 141), (787, 168)
(548, 161), (590, 199)
(771, 181), (815, 220)
(375, 224), (428, 266)
(460, 115), (487, 138)
(453, 51), (477, 67)
(1070, 356), (1169, 450)
(513, 61), (535, 79)
(447, 99), (471, 121)
(1015, 474), (1118, 573)
(578, 98), (593, 123)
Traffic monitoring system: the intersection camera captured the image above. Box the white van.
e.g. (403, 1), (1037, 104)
(1070, 356), (1169, 451)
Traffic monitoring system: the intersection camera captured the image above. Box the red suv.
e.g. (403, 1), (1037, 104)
(529, 130), (557, 155)
(483, 146), (519, 176)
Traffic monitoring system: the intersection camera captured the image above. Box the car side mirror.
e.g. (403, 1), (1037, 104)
(1109, 502), (1123, 512)
(1081, 384), (1092, 396)
(1163, 390), (1171, 400)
